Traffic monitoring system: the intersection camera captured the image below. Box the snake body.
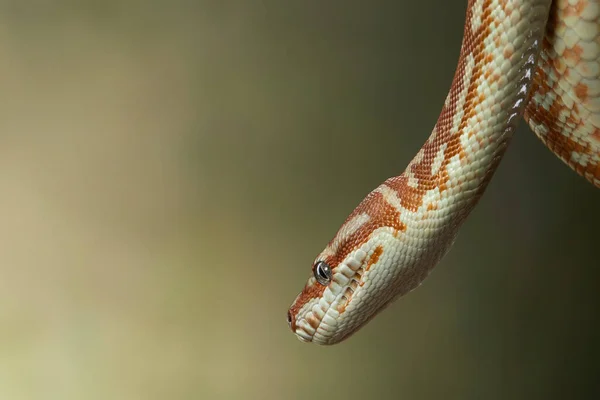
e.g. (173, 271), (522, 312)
(288, 0), (600, 345)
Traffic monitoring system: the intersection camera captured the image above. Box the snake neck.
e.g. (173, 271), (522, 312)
(387, 0), (552, 229)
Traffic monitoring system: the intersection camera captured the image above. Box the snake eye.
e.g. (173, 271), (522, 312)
(314, 261), (332, 285)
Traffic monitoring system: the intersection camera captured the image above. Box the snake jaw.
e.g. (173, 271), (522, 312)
(288, 243), (382, 345)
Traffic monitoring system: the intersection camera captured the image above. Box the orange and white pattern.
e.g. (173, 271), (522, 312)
(288, 0), (599, 345)
(526, 0), (600, 184)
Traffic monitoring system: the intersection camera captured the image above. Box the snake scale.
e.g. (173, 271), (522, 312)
(288, 0), (600, 345)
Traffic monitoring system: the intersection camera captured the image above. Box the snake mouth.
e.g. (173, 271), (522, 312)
(294, 327), (312, 342)
(290, 285), (343, 344)
(293, 265), (369, 344)
(293, 314), (331, 344)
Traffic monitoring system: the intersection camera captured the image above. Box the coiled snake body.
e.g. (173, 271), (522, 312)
(288, 0), (600, 345)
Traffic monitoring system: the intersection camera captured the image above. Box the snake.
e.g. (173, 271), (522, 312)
(287, 0), (600, 345)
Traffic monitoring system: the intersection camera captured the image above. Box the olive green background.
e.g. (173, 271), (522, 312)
(1, 1), (599, 399)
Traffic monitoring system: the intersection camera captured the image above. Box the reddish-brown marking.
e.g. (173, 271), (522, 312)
(365, 246), (384, 272)
(574, 82), (588, 102)
(564, 0), (586, 17)
(494, 36), (502, 49)
(337, 287), (355, 313)
(564, 45), (583, 65)
(398, 220), (407, 232)
(591, 128), (600, 144)
(307, 313), (320, 329)
(553, 57), (566, 74)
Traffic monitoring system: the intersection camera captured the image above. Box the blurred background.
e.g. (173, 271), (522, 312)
(0, 1), (598, 399)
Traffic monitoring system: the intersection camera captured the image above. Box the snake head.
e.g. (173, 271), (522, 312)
(287, 185), (434, 345)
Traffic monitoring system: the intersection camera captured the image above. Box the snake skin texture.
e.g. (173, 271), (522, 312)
(526, 1), (600, 185)
(288, 0), (600, 345)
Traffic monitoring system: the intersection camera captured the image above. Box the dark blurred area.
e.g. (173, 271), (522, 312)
(0, 1), (598, 399)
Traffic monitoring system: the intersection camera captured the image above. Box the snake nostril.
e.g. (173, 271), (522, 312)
(287, 310), (294, 328)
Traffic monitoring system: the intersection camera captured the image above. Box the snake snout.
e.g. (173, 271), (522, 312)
(286, 310), (295, 330)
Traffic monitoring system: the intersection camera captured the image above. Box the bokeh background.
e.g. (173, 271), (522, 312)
(1, 1), (599, 399)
